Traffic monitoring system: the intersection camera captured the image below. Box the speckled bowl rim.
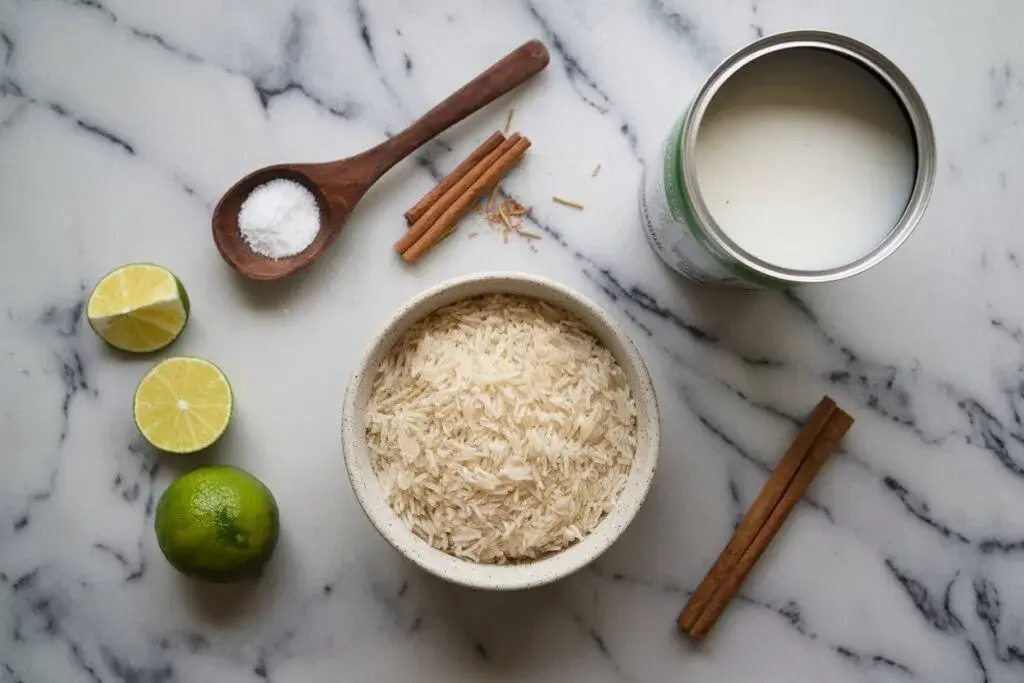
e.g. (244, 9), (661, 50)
(342, 272), (660, 591)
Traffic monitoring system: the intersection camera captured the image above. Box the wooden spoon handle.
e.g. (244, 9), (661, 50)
(362, 40), (549, 180)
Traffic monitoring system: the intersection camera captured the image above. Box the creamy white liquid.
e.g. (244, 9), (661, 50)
(694, 48), (917, 271)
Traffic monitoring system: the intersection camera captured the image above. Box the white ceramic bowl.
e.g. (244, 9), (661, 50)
(342, 272), (660, 590)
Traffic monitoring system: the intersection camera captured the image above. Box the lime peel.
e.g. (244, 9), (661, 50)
(155, 465), (279, 582)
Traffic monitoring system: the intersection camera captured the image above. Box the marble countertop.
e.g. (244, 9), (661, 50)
(2, 0), (1024, 681)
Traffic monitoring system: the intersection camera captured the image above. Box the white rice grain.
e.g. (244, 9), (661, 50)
(365, 294), (637, 564)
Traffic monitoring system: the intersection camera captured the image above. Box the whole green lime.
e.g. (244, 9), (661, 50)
(155, 466), (280, 582)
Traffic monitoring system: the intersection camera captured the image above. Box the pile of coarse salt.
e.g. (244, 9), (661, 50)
(238, 178), (320, 259)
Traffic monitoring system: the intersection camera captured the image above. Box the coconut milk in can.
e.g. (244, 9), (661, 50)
(639, 30), (936, 288)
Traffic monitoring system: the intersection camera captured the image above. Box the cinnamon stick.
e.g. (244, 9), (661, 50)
(404, 131), (506, 225)
(394, 133), (521, 255)
(402, 136), (531, 262)
(686, 407), (853, 640)
(678, 397), (838, 634)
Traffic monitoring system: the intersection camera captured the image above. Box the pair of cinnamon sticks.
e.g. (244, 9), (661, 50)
(679, 396), (854, 640)
(394, 130), (530, 262)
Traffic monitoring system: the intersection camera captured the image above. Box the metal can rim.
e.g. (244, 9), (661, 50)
(680, 29), (937, 285)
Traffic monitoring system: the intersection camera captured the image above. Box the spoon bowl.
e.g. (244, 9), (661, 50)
(212, 164), (357, 281)
(211, 40), (550, 281)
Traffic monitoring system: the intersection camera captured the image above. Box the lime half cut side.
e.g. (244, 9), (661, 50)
(134, 357), (232, 454)
(88, 263), (189, 353)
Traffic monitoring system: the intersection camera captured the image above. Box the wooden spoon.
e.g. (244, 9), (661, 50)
(212, 40), (550, 280)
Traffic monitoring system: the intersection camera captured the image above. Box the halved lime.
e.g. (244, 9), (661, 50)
(134, 357), (232, 453)
(87, 263), (189, 353)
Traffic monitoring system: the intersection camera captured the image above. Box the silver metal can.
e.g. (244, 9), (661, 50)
(639, 30), (936, 288)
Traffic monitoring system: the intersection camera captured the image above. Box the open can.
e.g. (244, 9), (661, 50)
(639, 30), (936, 288)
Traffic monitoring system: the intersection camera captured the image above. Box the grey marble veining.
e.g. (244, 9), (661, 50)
(2, 0), (1024, 681)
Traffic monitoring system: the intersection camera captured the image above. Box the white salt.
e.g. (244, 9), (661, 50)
(238, 178), (321, 259)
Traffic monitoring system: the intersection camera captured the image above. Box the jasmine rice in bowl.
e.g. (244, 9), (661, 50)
(364, 293), (638, 564)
